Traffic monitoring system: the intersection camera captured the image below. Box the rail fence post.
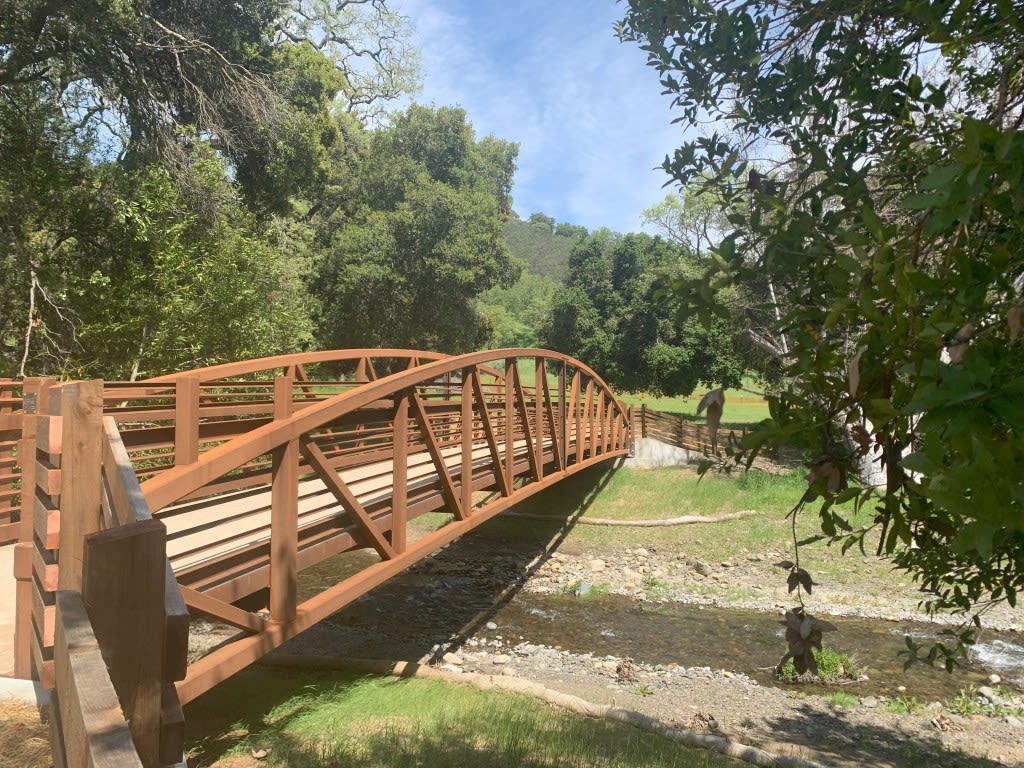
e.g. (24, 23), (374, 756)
(82, 518), (166, 768)
(13, 377), (53, 679)
(173, 375), (200, 466)
(32, 380), (104, 687)
(460, 367), (473, 516)
(504, 358), (515, 491)
(57, 380), (105, 593)
(533, 358), (544, 481)
(391, 390), (409, 553)
(558, 362), (567, 470)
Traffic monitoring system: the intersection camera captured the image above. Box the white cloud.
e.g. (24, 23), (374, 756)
(395, 0), (688, 233)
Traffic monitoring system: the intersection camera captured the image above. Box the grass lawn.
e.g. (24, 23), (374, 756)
(185, 666), (745, 767)
(618, 377), (771, 427)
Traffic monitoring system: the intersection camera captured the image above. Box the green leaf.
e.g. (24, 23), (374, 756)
(919, 164), (962, 191)
(900, 192), (941, 211)
(861, 204), (885, 241)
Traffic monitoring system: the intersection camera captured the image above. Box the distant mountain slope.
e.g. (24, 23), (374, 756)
(504, 214), (586, 282)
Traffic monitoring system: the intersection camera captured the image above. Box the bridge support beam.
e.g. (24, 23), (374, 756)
(270, 376), (298, 622)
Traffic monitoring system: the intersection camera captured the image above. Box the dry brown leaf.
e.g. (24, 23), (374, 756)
(946, 322), (975, 364)
(847, 346), (866, 396)
(1009, 306), (1023, 343)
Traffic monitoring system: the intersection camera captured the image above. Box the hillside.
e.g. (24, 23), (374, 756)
(504, 214), (586, 282)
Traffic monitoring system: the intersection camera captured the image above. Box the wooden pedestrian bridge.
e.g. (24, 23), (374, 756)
(0, 348), (636, 767)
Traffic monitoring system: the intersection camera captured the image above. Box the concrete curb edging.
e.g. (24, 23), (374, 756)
(0, 676), (50, 708)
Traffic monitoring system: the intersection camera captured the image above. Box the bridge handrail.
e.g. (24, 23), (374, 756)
(10, 348), (632, 716)
(140, 348), (628, 514)
(142, 348), (450, 383)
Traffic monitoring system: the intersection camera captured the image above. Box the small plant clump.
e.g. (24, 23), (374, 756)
(826, 692), (858, 708)
(564, 580), (609, 598)
(945, 687), (1024, 718)
(885, 695), (922, 715)
(776, 646), (859, 684)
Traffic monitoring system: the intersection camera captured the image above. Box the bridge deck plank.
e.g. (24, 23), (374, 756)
(159, 439), (536, 581)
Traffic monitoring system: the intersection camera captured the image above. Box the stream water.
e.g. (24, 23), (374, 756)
(293, 536), (1024, 703)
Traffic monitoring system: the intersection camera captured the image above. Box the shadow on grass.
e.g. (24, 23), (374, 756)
(185, 666), (733, 768)
(759, 701), (1010, 768)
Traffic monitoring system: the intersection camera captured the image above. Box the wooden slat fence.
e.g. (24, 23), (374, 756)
(635, 404), (747, 454)
(0, 379), (22, 544)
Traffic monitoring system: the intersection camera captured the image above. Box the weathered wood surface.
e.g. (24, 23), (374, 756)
(83, 519), (167, 768)
(53, 589), (144, 768)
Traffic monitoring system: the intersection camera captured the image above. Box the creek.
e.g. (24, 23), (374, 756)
(292, 534), (1024, 703)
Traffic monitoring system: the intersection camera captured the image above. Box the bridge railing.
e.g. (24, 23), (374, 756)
(0, 379), (22, 545)
(134, 348), (630, 703)
(16, 380), (188, 767)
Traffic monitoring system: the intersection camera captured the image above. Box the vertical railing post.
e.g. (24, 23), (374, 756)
(460, 367), (473, 516)
(13, 377), (52, 679)
(57, 380), (104, 592)
(557, 362), (567, 470)
(568, 370), (580, 465)
(270, 376), (297, 622)
(504, 358), (515, 491)
(533, 358), (544, 481)
(173, 375), (200, 466)
(391, 390), (408, 553)
(641, 403), (648, 438)
(0, 381), (17, 544)
(82, 518), (166, 767)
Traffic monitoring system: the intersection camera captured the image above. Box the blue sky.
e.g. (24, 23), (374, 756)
(397, 0), (688, 234)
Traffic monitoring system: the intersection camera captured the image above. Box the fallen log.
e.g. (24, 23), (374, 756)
(504, 509), (757, 526)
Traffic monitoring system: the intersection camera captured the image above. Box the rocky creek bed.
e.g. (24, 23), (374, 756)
(259, 532), (1024, 768)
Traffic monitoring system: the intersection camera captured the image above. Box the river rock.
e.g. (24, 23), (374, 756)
(978, 686), (1007, 706)
(588, 559), (606, 572)
(485, 621), (498, 631)
(1004, 715), (1024, 729)
(860, 696), (879, 708)
(442, 652), (463, 666)
(693, 560), (711, 577)
(987, 673), (1002, 685)
(491, 654), (511, 665)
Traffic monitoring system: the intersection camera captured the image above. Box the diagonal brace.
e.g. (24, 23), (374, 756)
(299, 436), (396, 560)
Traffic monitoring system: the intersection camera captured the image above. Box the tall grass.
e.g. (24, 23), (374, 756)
(185, 667), (743, 767)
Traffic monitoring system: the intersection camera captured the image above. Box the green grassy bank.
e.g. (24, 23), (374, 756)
(185, 666), (743, 767)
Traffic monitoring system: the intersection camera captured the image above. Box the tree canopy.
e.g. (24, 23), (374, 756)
(620, 0), (1024, 651)
(543, 230), (745, 396)
(1, 0), (529, 380)
(307, 104), (521, 353)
